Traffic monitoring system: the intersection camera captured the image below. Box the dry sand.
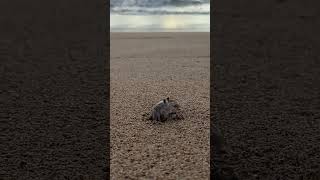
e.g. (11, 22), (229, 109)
(110, 32), (210, 179)
(212, 1), (320, 179)
(1, 1), (108, 179)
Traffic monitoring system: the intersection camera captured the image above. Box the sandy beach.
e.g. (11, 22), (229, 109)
(110, 33), (210, 179)
(212, 1), (320, 179)
(1, 1), (108, 178)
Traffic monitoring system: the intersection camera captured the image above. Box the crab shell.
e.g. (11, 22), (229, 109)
(149, 98), (180, 121)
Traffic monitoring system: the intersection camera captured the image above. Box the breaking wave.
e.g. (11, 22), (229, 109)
(110, 0), (210, 15)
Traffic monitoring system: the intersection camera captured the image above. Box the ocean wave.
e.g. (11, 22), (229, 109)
(110, 0), (209, 7)
(111, 3), (210, 15)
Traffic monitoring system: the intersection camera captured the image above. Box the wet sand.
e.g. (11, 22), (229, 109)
(110, 32), (210, 179)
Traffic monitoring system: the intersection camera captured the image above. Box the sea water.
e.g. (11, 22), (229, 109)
(110, 0), (210, 32)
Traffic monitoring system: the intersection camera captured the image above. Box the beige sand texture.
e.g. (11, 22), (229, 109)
(110, 32), (210, 179)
